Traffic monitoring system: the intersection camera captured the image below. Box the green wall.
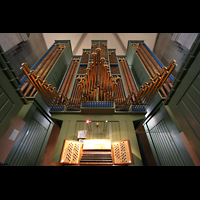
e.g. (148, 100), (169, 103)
(167, 50), (200, 161)
(0, 50), (26, 139)
(5, 102), (54, 166)
(143, 103), (194, 166)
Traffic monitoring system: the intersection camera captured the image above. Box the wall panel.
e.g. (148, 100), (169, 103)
(144, 104), (194, 166)
(168, 50), (200, 160)
(5, 109), (53, 166)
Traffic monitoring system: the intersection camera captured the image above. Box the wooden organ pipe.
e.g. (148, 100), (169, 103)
(137, 50), (155, 81)
(133, 61), (176, 109)
(59, 60), (74, 94)
(24, 46), (60, 97)
(84, 73), (88, 93)
(48, 84), (57, 107)
(87, 67), (90, 91)
(120, 59), (133, 95)
(53, 87), (61, 106)
(145, 72), (167, 105)
(39, 78), (54, 106)
(72, 81), (78, 105)
(113, 82), (117, 97)
(96, 48), (101, 86)
(109, 76), (112, 94)
(92, 52), (97, 86)
(148, 63), (176, 104)
(21, 63), (65, 108)
(107, 70), (110, 91)
(143, 74), (161, 105)
(65, 60), (79, 97)
(143, 74), (159, 105)
(123, 58), (138, 94)
(104, 64), (107, 89)
(94, 86), (97, 101)
(21, 64), (42, 99)
(100, 57), (105, 88)
(138, 82), (148, 104)
(101, 88), (103, 101)
(111, 80), (114, 97)
(136, 47), (167, 97)
(119, 59), (131, 96)
(29, 50), (61, 97)
(140, 43), (174, 86)
(45, 83), (55, 102)
(21, 44), (176, 112)
(43, 81), (55, 103)
(31, 71), (51, 107)
(139, 44), (171, 94)
(64, 59), (79, 99)
(142, 79), (154, 106)
(36, 77), (52, 106)
(82, 78), (86, 95)
(80, 81), (83, 96)
(89, 62), (93, 88)
(97, 86), (99, 101)
(141, 79), (153, 106)
(78, 84), (81, 95)
(135, 43), (175, 96)
(104, 92), (106, 101)
(20, 44), (57, 93)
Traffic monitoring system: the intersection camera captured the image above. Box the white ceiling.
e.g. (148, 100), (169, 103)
(43, 33), (158, 56)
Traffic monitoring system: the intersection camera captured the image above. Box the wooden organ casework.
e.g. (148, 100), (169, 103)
(60, 139), (133, 165)
(20, 40), (177, 113)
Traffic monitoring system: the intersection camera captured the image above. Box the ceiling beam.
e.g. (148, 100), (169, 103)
(112, 33), (126, 54)
(72, 33), (87, 55)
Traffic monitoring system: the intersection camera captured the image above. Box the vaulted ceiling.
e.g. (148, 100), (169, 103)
(43, 33), (158, 56)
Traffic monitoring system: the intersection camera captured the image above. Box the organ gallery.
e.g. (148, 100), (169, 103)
(1, 37), (199, 166)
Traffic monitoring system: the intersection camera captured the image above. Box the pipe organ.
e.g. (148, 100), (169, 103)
(2, 37), (185, 166)
(20, 40), (176, 113)
(5, 32), (200, 167)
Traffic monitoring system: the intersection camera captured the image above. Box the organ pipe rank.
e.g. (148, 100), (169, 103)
(20, 42), (176, 112)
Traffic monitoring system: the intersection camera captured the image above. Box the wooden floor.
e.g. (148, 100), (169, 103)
(40, 124), (61, 166)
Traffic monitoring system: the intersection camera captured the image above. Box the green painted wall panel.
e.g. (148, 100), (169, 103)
(168, 51), (200, 160)
(5, 106), (53, 166)
(143, 104), (194, 166)
(0, 69), (24, 139)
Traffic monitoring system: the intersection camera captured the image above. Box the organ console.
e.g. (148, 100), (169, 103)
(59, 139), (133, 165)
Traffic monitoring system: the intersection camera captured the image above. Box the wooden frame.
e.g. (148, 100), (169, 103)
(111, 139), (133, 165)
(60, 139), (83, 165)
